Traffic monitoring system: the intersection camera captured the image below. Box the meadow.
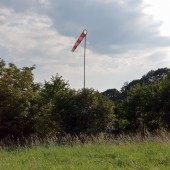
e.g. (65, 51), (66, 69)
(0, 133), (170, 170)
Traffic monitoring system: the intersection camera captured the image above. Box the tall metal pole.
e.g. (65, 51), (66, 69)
(84, 33), (86, 91)
(83, 31), (87, 115)
(71, 29), (87, 114)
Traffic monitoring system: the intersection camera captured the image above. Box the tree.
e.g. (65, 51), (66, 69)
(124, 83), (162, 134)
(38, 74), (71, 137)
(102, 88), (121, 102)
(54, 88), (116, 135)
(0, 59), (39, 138)
(107, 68), (170, 101)
(159, 72), (170, 130)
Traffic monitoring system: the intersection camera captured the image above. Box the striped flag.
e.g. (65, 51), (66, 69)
(72, 30), (87, 52)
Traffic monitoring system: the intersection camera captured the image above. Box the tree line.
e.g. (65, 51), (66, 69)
(0, 58), (169, 140)
(103, 67), (170, 134)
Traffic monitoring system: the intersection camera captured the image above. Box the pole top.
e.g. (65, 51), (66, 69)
(83, 29), (88, 35)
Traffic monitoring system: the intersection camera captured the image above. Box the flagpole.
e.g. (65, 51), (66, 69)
(71, 29), (87, 114)
(83, 30), (87, 115)
(84, 32), (86, 91)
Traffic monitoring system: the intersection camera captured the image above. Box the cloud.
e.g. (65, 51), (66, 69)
(45, 0), (170, 54)
(0, 5), (111, 89)
(0, 0), (170, 91)
(0, 0), (49, 12)
(1, 0), (170, 55)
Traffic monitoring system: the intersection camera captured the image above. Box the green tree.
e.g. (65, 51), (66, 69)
(54, 88), (116, 135)
(159, 72), (170, 130)
(0, 59), (39, 138)
(124, 83), (162, 134)
(39, 74), (72, 136)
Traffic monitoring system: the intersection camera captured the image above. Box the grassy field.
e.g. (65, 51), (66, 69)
(0, 134), (170, 170)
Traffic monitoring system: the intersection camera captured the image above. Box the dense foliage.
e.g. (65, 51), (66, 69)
(0, 58), (170, 140)
(0, 59), (115, 139)
(103, 68), (170, 134)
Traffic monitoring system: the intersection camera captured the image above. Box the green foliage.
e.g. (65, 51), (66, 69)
(0, 58), (170, 139)
(124, 84), (160, 133)
(33, 74), (116, 136)
(159, 72), (170, 130)
(0, 59), (38, 138)
(38, 74), (73, 137)
(103, 68), (170, 102)
(121, 68), (169, 95)
(103, 68), (170, 134)
(121, 71), (170, 133)
(102, 88), (121, 102)
(54, 88), (115, 135)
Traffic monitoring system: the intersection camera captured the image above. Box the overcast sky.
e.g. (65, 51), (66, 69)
(0, 0), (170, 91)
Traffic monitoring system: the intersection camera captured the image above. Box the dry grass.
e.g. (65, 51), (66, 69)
(0, 131), (170, 148)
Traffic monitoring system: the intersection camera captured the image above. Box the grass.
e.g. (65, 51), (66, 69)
(0, 133), (170, 170)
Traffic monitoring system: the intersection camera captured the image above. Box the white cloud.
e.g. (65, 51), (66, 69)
(143, 0), (170, 36)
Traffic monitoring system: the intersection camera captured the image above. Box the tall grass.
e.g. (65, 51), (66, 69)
(1, 131), (170, 148)
(0, 132), (170, 170)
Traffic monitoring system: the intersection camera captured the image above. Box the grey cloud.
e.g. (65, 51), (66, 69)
(0, 0), (46, 12)
(0, 46), (9, 58)
(1, 0), (170, 54)
(147, 51), (169, 67)
(1, 0), (170, 55)
(148, 52), (165, 62)
(45, 0), (170, 54)
(1, 0), (170, 91)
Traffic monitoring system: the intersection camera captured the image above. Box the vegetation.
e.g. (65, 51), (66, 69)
(103, 68), (170, 134)
(0, 133), (170, 170)
(0, 58), (170, 140)
(0, 58), (170, 169)
(0, 59), (115, 139)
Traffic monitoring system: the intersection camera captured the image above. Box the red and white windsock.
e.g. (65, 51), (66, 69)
(72, 29), (87, 52)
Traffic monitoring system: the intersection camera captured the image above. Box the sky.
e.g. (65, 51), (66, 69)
(0, 0), (170, 92)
